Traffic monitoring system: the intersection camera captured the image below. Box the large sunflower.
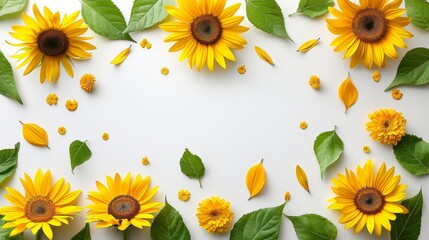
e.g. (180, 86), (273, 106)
(0, 170), (82, 240)
(86, 173), (163, 231)
(9, 4), (95, 83)
(326, 0), (413, 68)
(329, 160), (408, 236)
(160, 0), (248, 71)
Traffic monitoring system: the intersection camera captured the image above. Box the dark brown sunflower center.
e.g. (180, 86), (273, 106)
(108, 195), (140, 220)
(352, 8), (387, 42)
(24, 196), (56, 222)
(354, 188), (385, 215)
(37, 29), (69, 56)
(190, 14), (222, 45)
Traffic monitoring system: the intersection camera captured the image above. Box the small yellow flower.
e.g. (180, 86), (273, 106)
(146, 42), (152, 49)
(392, 89), (403, 100)
(284, 191), (290, 202)
(237, 65), (246, 74)
(178, 189), (191, 202)
(372, 71), (381, 82)
(58, 126), (66, 135)
(362, 145), (370, 153)
(140, 38), (148, 48)
(300, 121), (308, 130)
(80, 73), (96, 92)
(45, 93), (58, 105)
(141, 156), (150, 166)
(160, 67), (169, 75)
(65, 100), (78, 111)
(309, 75), (320, 90)
(102, 132), (109, 141)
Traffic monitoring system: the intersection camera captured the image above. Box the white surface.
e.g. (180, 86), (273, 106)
(0, 0), (428, 239)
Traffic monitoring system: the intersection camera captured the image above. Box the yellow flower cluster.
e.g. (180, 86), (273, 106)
(140, 38), (152, 49)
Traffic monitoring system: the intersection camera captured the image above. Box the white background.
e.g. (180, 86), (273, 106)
(0, 0), (428, 239)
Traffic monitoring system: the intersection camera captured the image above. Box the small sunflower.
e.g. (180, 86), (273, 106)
(0, 170), (82, 240)
(9, 4), (95, 83)
(86, 173), (163, 231)
(326, 0), (413, 68)
(329, 160), (408, 236)
(160, 0), (249, 71)
(196, 196), (233, 234)
(366, 108), (406, 145)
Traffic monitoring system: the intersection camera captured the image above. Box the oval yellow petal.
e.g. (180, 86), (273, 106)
(338, 74), (358, 113)
(254, 46), (274, 65)
(20, 121), (49, 148)
(110, 45), (131, 65)
(297, 38), (320, 52)
(296, 165), (310, 193)
(246, 159), (266, 200)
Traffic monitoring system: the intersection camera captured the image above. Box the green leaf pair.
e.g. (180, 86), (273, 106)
(0, 143), (20, 186)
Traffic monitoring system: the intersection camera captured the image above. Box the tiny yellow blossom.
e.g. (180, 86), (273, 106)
(141, 156), (150, 166)
(80, 73), (96, 92)
(160, 67), (169, 75)
(300, 121), (308, 130)
(372, 71), (381, 82)
(102, 132), (109, 141)
(392, 89), (403, 100)
(362, 145), (370, 153)
(46, 93), (58, 105)
(309, 75), (320, 90)
(146, 42), (152, 49)
(178, 189), (191, 202)
(237, 65), (246, 74)
(284, 191), (290, 202)
(140, 38), (148, 48)
(58, 126), (66, 135)
(65, 99), (78, 111)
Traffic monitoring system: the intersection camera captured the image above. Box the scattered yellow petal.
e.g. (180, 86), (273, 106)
(80, 73), (96, 93)
(237, 65), (246, 74)
(45, 93), (58, 105)
(392, 89), (403, 100)
(140, 38), (148, 48)
(300, 121), (308, 130)
(141, 156), (150, 166)
(58, 126), (66, 135)
(284, 191), (290, 202)
(110, 45), (131, 65)
(296, 165), (310, 193)
(363, 145), (370, 153)
(102, 132), (109, 141)
(309, 75), (320, 90)
(160, 67), (169, 75)
(338, 74), (358, 113)
(178, 189), (191, 202)
(254, 46), (274, 65)
(20, 121), (49, 148)
(146, 43), (152, 49)
(65, 99), (78, 111)
(372, 71), (381, 82)
(246, 159), (266, 200)
(297, 38), (320, 53)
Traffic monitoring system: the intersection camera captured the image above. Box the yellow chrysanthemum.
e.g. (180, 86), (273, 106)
(9, 4), (95, 83)
(366, 108), (406, 145)
(0, 170), (82, 240)
(80, 73), (96, 92)
(326, 0), (413, 68)
(86, 173), (163, 231)
(177, 189), (191, 202)
(160, 0), (249, 71)
(196, 196), (233, 234)
(329, 160), (408, 236)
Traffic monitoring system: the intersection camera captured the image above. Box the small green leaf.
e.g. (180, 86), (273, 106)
(314, 128), (344, 178)
(124, 0), (173, 33)
(391, 189), (423, 240)
(405, 0), (429, 29)
(0, 51), (23, 104)
(71, 223), (91, 240)
(245, 0), (293, 41)
(180, 148), (205, 188)
(80, 0), (135, 42)
(0, 0), (27, 18)
(0, 143), (20, 185)
(286, 214), (337, 240)
(151, 198), (191, 240)
(230, 203), (285, 240)
(392, 134), (429, 176)
(385, 48), (429, 90)
(290, 0), (334, 18)
(69, 140), (92, 173)
(0, 215), (24, 240)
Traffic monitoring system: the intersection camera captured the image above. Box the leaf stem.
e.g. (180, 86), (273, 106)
(288, 11), (299, 17)
(198, 179), (202, 188)
(123, 228), (128, 240)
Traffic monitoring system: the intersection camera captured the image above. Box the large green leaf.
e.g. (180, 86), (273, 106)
(180, 148), (205, 188)
(405, 0), (429, 29)
(0, 51), (22, 104)
(290, 0), (334, 18)
(391, 189), (423, 240)
(0, 143), (20, 185)
(313, 128), (343, 178)
(392, 134), (429, 176)
(69, 140), (92, 173)
(230, 203), (285, 240)
(385, 48), (429, 90)
(80, 0), (135, 41)
(0, 0), (27, 18)
(124, 0), (173, 33)
(151, 198), (191, 240)
(245, 0), (293, 41)
(0, 215), (24, 240)
(71, 223), (91, 240)
(286, 214), (337, 240)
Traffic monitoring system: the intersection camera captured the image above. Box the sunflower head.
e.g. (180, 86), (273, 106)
(86, 173), (163, 231)
(326, 0), (413, 69)
(160, 0), (249, 71)
(9, 4), (96, 83)
(196, 196), (233, 234)
(366, 108), (406, 145)
(329, 160), (408, 236)
(0, 169), (82, 240)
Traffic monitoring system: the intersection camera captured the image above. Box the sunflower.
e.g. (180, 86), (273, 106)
(9, 4), (95, 83)
(196, 196), (233, 234)
(0, 170), (82, 240)
(366, 108), (406, 145)
(326, 0), (413, 68)
(86, 173), (163, 231)
(329, 160), (408, 236)
(160, 0), (249, 71)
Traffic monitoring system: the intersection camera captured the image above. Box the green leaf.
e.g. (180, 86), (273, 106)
(151, 198), (191, 240)
(71, 223), (91, 240)
(80, 0), (135, 42)
(391, 189), (423, 240)
(0, 51), (23, 104)
(286, 214), (337, 240)
(385, 48), (429, 90)
(392, 134), (429, 176)
(69, 140), (92, 173)
(0, 0), (27, 18)
(313, 128), (344, 178)
(290, 0), (334, 18)
(124, 0), (173, 33)
(230, 203), (285, 240)
(180, 148), (205, 188)
(405, 0), (429, 29)
(0, 215), (24, 240)
(0, 143), (20, 185)
(245, 0), (293, 41)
